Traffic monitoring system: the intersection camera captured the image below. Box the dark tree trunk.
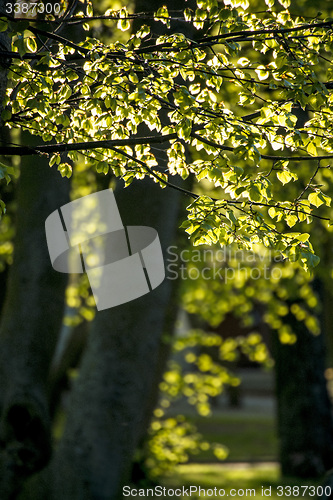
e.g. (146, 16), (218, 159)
(0, 6), (68, 497)
(273, 282), (333, 478)
(22, 177), (184, 500)
(273, 105), (333, 480)
(34, 2), (199, 497)
(0, 147), (70, 498)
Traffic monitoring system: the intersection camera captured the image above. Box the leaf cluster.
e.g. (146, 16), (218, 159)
(2, 1), (333, 270)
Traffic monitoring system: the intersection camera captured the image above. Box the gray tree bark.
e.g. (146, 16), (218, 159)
(37, 3), (201, 496)
(50, 179), (183, 499)
(0, 5), (69, 498)
(23, 2), (200, 497)
(273, 107), (333, 480)
(273, 283), (333, 478)
(0, 143), (70, 498)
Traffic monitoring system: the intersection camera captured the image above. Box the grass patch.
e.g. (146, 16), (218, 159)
(159, 463), (321, 499)
(189, 413), (278, 462)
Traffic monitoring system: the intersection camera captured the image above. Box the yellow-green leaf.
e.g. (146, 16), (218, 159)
(308, 192), (324, 208)
(25, 36), (37, 53)
(58, 163), (72, 178)
(118, 18), (130, 31)
(286, 214), (298, 228)
(277, 170), (293, 185)
(306, 142), (317, 156)
(0, 18), (8, 32)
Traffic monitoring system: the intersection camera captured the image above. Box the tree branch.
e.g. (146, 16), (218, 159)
(2, 130), (333, 163)
(190, 133), (333, 162)
(0, 132), (179, 155)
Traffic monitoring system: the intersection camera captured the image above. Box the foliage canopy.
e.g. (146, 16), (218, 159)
(1, 0), (333, 271)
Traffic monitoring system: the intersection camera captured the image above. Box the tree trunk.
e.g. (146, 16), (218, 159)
(0, 145), (70, 498)
(32, 1), (201, 496)
(273, 103), (333, 480)
(273, 283), (333, 478)
(21, 176), (183, 500)
(0, 6), (70, 497)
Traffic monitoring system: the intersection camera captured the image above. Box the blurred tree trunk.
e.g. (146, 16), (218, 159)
(25, 2), (198, 498)
(0, 3), (68, 497)
(273, 108), (333, 479)
(35, 178), (184, 500)
(273, 282), (333, 478)
(0, 141), (70, 499)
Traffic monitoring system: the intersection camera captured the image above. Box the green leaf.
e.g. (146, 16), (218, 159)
(268, 207), (277, 219)
(96, 161), (109, 174)
(278, 0), (290, 7)
(0, 18), (8, 32)
(184, 8), (192, 21)
(226, 210), (238, 226)
(1, 108), (12, 122)
(286, 214), (298, 228)
(14, 36), (26, 57)
(118, 18), (130, 31)
(308, 191), (324, 208)
(300, 250), (320, 270)
(248, 185), (262, 202)
(0, 199), (5, 214)
(86, 3), (93, 17)
(306, 142), (317, 156)
(136, 25), (150, 38)
(58, 163), (72, 178)
(49, 154), (60, 167)
(59, 84), (72, 101)
(0, 161), (14, 185)
(155, 5), (169, 25)
(255, 66), (269, 81)
(25, 36), (37, 53)
(117, 7), (130, 31)
(296, 233), (310, 243)
(177, 119), (192, 141)
(322, 193), (331, 207)
(277, 170), (295, 185)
